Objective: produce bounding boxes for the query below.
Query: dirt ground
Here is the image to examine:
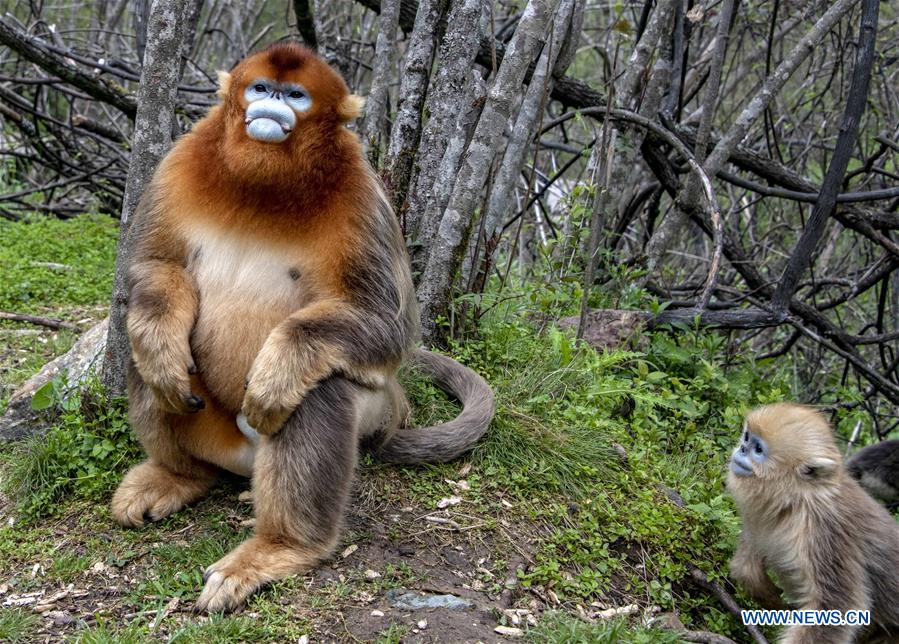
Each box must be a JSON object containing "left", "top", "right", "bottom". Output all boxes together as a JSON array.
[{"left": 0, "top": 467, "right": 558, "bottom": 643}]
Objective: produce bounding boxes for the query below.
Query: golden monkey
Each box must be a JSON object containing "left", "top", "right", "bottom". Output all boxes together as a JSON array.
[
  {"left": 111, "top": 43, "right": 494, "bottom": 613},
  {"left": 846, "top": 439, "right": 899, "bottom": 506},
  {"left": 727, "top": 403, "right": 899, "bottom": 643}
]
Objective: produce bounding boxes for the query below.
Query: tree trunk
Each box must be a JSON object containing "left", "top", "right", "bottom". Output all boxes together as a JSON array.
[
  {"left": 417, "top": 0, "right": 561, "bottom": 344},
  {"left": 102, "top": 0, "right": 192, "bottom": 398},
  {"left": 404, "top": 0, "right": 484, "bottom": 243},
  {"left": 382, "top": 0, "right": 447, "bottom": 214},
  {"left": 360, "top": 0, "right": 402, "bottom": 165}
]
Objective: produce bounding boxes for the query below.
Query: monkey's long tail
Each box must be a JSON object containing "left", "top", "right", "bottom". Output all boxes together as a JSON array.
[{"left": 375, "top": 348, "right": 495, "bottom": 464}]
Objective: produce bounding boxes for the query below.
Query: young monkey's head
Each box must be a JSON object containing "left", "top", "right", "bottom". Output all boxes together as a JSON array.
[{"left": 727, "top": 403, "right": 844, "bottom": 507}]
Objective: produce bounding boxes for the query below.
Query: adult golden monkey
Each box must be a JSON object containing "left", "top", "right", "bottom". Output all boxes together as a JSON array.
[
  {"left": 727, "top": 404, "right": 899, "bottom": 643},
  {"left": 111, "top": 43, "right": 494, "bottom": 613}
]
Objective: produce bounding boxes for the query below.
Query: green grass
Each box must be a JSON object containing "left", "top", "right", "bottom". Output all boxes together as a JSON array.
[
  {"left": 0, "top": 213, "right": 118, "bottom": 315},
  {"left": 2, "top": 378, "right": 140, "bottom": 521},
  {"left": 0, "top": 213, "right": 118, "bottom": 410},
  {"left": 526, "top": 613, "right": 680, "bottom": 643},
  {"left": 0, "top": 608, "right": 40, "bottom": 643}
]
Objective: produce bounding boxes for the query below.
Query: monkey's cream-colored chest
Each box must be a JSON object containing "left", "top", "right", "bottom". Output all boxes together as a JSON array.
[
  {"left": 183, "top": 226, "right": 307, "bottom": 409},
  {"left": 185, "top": 227, "right": 305, "bottom": 307}
]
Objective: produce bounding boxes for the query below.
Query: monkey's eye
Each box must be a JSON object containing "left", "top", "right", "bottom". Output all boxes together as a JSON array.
[
  {"left": 288, "top": 90, "right": 305, "bottom": 99},
  {"left": 253, "top": 84, "right": 267, "bottom": 93},
  {"left": 754, "top": 442, "right": 764, "bottom": 455}
]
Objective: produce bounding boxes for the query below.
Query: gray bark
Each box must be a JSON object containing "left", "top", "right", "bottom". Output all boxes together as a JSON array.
[
  {"left": 415, "top": 71, "right": 488, "bottom": 276},
  {"left": 701, "top": 0, "right": 861, "bottom": 182},
  {"left": 360, "top": 0, "right": 402, "bottom": 166},
  {"left": 642, "top": 0, "right": 734, "bottom": 280},
  {"left": 383, "top": 0, "right": 446, "bottom": 213},
  {"left": 134, "top": 0, "right": 151, "bottom": 64},
  {"left": 577, "top": 0, "right": 676, "bottom": 337},
  {"left": 102, "top": 0, "right": 193, "bottom": 397},
  {"left": 417, "top": 0, "right": 561, "bottom": 343},
  {"left": 483, "top": 0, "right": 577, "bottom": 242},
  {"left": 404, "top": 0, "right": 484, "bottom": 241}
]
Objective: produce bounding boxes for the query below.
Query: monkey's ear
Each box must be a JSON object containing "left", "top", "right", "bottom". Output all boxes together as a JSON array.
[
  {"left": 217, "top": 71, "right": 232, "bottom": 100},
  {"left": 800, "top": 456, "right": 839, "bottom": 480},
  {"left": 338, "top": 94, "right": 365, "bottom": 122}
]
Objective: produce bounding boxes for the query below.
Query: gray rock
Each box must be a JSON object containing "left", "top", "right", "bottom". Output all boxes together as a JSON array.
[
  {"left": 1, "top": 318, "right": 107, "bottom": 440},
  {"left": 386, "top": 589, "right": 472, "bottom": 611}
]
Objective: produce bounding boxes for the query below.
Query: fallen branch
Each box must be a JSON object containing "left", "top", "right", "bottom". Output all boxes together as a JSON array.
[
  {"left": 0, "top": 311, "right": 80, "bottom": 331},
  {"left": 688, "top": 566, "right": 768, "bottom": 644}
]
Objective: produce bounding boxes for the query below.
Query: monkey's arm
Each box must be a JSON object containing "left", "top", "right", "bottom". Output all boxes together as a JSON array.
[
  {"left": 126, "top": 197, "right": 202, "bottom": 414},
  {"left": 730, "top": 535, "right": 786, "bottom": 609},
  {"left": 242, "top": 296, "right": 412, "bottom": 436}
]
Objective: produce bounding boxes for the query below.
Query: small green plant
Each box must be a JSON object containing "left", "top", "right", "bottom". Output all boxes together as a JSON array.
[{"left": 4, "top": 376, "right": 139, "bottom": 520}]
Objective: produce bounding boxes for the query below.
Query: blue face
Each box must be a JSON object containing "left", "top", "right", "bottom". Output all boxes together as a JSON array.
[
  {"left": 730, "top": 426, "right": 768, "bottom": 477},
  {"left": 243, "top": 78, "right": 313, "bottom": 143}
]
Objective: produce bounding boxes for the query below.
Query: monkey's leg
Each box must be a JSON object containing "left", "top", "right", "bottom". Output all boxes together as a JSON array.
[
  {"left": 111, "top": 371, "right": 219, "bottom": 527},
  {"left": 196, "top": 376, "right": 364, "bottom": 613}
]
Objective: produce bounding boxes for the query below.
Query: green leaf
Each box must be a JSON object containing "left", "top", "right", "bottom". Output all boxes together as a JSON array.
[{"left": 30, "top": 381, "right": 55, "bottom": 411}]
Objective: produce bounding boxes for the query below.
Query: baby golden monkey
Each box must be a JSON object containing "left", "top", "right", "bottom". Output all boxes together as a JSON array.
[
  {"left": 111, "top": 43, "right": 494, "bottom": 613},
  {"left": 727, "top": 404, "right": 899, "bottom": 644}
]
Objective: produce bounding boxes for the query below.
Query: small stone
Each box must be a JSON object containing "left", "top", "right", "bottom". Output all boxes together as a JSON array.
[
  {"left": 494, "top": 625, "right": 523, "bottom": 637},
  {"left": 364, "top": 569, "right": 381, "bottom": 580},
  {"left": 650, "top": 612, "right": 685, "bottom": 631},
  {"left": 90, "top": 561, "right": 106, "bottom": 574},
  {"left": 297, "top": 635, "right": 309, "bottom": 644},
  {"left": 238, "top": 490, "right": 253, "bottom": 503},
  {"left": 417, "top": 619, "right": 428, "bottom": 630},
  {"left": 370, "top": 609, "right": 385, "bottom": 617},
  {"left": 437, "top": 496, "right": 462, "bottom": 509},
  {"left": 341, "top": 544, "right": 358, "bottom": 558},
  {"left": 46, "top": 610, "right": 74, "bottom": 626},
  {"left": 458, "top": 463, "right": 472, "bottom": 476}
]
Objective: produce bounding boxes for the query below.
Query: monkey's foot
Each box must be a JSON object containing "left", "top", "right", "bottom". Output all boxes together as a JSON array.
[
  {"left": 196, "top": 536, "right": 319, "bottom": 613},
  {"left": 111, "top": 461, "right": 214, "bottom": 527}
]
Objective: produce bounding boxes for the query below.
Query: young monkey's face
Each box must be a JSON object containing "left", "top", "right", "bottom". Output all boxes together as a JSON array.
[
  {"left": 729, "top": 422, "right": 770, "bottom": 479},
  {"left": 727, "top": 404, "right": 843, "bottom": 505}
]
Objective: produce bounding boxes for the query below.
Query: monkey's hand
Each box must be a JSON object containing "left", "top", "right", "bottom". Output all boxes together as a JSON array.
[
  {"left": 240, "top": 335, "right": 315, "bottom": 436},
  {"left": 242, "top": 300, "right": 395, "bottom": 435},
  {"left": 132, "top": 339, "right": 205, "bottom": 415}
]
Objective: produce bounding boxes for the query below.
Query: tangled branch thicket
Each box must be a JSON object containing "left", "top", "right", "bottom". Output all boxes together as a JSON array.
[{"left": 0, "top": 0, "right": 897, "bottom": 434}]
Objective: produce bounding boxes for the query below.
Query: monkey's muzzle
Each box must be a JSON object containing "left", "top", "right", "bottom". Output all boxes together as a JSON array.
[
  {"left": 730, "top": 449, "right": 754, "bottom": 477},
  {"left": 245, "top": 99, "right": 296, "bottom": 143}
]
